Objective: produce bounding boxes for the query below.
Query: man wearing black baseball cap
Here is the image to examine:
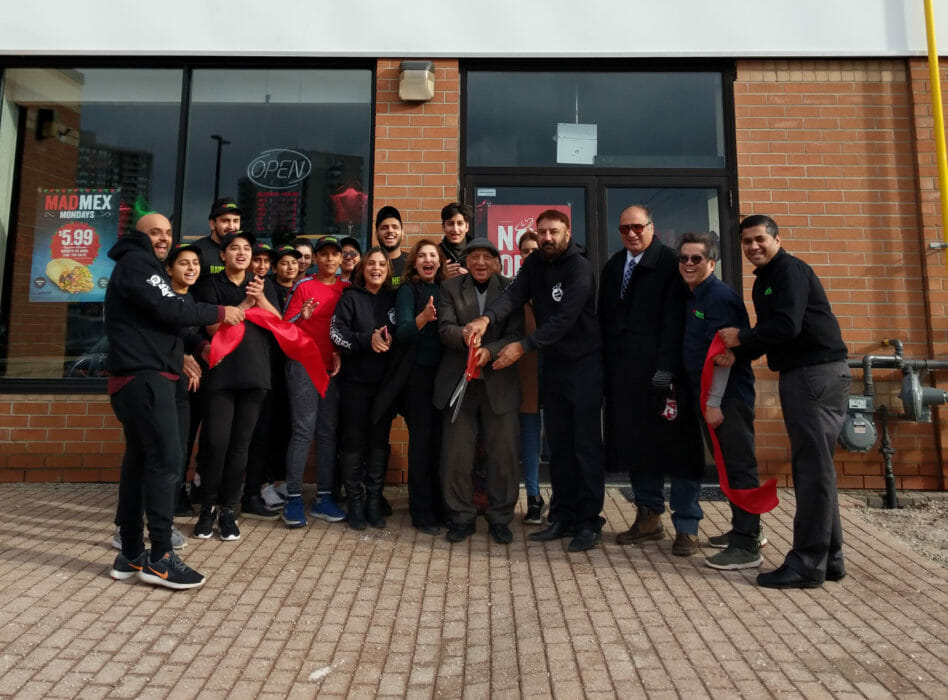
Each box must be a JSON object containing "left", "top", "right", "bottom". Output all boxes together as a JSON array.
[
  {"left": 375, "top": 206, "right": 406, "bottom": 286},
  {"left": 193, "top": 197, "right": 243, "bottom": 278}
]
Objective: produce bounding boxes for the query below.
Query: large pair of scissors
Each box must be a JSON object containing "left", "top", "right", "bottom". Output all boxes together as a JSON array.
[{"left": 449, "top": 342, "right": 482, "bottom": 423}]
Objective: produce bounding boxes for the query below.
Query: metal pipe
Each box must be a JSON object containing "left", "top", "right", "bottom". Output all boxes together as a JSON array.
[
  {"left": 877, "top": 405, "right": 899, "bottom": 509},
  {"left": 923, "top": 0, "right": 948, "bottom": 272}
]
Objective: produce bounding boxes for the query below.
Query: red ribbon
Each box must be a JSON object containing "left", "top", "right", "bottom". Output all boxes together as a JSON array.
[
  {"left": 700, "top": 335, "right": 779, "bottom": 514},
  {"left": 210, "top": 307, "right": 329, "bottom": 396}
]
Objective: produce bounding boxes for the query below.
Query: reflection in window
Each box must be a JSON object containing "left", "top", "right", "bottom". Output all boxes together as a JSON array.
[
  {"left": 467, "top": 71, "right": 725, "bottom": 169},
  {"left": 182, "top": 69, "right": 373, "bottom": 247},
  {"left": 0, "top": 68, "right": 182, "bottom": 378}
]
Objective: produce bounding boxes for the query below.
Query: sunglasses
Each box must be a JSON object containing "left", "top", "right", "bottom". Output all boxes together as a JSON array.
[
  {"left": 618, "top": 222, "right": 651, "bottom": 235},
  {"left": 678, "top": 254, "right": 707, "bottom": 265},
  {"left": 341, "top": 251, "right": 360, "bottom": 259}
]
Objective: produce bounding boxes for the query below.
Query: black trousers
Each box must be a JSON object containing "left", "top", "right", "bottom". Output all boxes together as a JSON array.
[
  {"left": 402, "top": 365, "right": 444, "bottom": 528},
  {"left": 245, "top": 378, "right": 291, "bottom": 497},
  {"left": 541, "top": 352, "right": 606, "bottom": 531},
  {"left": 199, "top": 388, "right": 267, "bottom": 508},
  {"left": 778, "top": 361, "right": 851, "bottom": 580},
  {"left": 705, "top": 399, "right": 761, "bottom": 550},
  {"left": 111, "top": 372, "right": 181, "bottom": 558}
]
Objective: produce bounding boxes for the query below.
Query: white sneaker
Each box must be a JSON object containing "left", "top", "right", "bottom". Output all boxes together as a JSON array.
[{"left": 261, "top": 483, "right": 286, "bottom": 510}]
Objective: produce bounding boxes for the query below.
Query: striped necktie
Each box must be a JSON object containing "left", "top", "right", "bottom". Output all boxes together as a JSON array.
[{"left": 621, "top": 257, "right": 636, "bottom": 298}]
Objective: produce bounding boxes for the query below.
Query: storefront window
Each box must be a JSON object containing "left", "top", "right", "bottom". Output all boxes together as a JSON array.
[
  {"left": 466, "top": 71, "right": 725, "bottom": 169},
  {"left": 181, "top": 69, "right": 373, "bottom": 247},
  {"left": 0, "top": 65, "right": 375, "bottom": 383},
  {"left": 0, "top": 68, "right": 182, "bottom": 379}
]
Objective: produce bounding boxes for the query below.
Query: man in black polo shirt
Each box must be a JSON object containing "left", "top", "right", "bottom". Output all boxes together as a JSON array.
[
  {"left": 192, "top": 196, "right": 242, "bottom": 278},
  {"left": 375, "top": 205, "right": 406, "bottom": 286},
  {"left": 719, "top": 215, "right": 851, "bottom": 589}
]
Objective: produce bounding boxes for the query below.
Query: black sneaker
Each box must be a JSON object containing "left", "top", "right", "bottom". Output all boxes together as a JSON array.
[
  {"left": 523, "top": 495, "right": 546, "bottom": 525},
  {"left": 139, "top": 551, "right": 206, "bottom": 590},
  {"left": 241, "top": 494, "right": 280, "bottom": 521},
  {"left": 110, "top": 550, "right": 148, "bottom": 581},
  {"left": 218, "top": 506, "right": 241, "bottom": 541},
  {"left": 193, "top": 506, "right": 215, "bottom": 539}
]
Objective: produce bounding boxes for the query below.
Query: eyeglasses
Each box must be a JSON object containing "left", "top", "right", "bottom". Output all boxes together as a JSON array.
[
  {"left": 341, "top": 251, "right": 360, "bottom": 259},
  {"left": 678, "top": 254, "right": 707, "bottom": 265},
  {"left": 618, "top": 222, "right": 651, "bottom": 235}
]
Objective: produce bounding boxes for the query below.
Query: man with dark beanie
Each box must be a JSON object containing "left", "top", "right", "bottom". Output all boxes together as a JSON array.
[
  {"left": 375, "top": 205, "right": 406, "bottom": 286},
  {"left": 106, "top": 211, "right": 244, "bottom": 589}
]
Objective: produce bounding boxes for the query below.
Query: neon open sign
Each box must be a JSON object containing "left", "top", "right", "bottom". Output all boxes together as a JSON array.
[{"left": 247, "top": 149, "right": 312, "bottom": 190}]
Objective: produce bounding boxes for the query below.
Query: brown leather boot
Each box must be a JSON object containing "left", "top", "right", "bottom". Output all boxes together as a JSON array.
[{"left": 616, "top": 508, "right": 666, "bottom": 545}]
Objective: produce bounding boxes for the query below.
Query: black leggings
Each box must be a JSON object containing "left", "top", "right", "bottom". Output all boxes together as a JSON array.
[{"left": 199, "top": 388, "right": 266, "bottom": 507}]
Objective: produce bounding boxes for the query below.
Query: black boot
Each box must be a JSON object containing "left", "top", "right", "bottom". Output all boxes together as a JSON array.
[
  {"left": 341, "top": 451, "right": 366, "bottom": 531},
  {"left": 365, "top": 447, "right": 388, "bottom": 529},
  {"left": 379, "top": 445, "right": 393, "bottom": 516}
]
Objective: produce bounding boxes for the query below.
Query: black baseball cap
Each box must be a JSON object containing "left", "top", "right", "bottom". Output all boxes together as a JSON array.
[
  {"left": 219, "top": 231, "right": 256, "bottom": 249},
  {"left": 315, "top": 236, "right": 343, "bottom": 252},
  {"left": 375, "top": 205, "right": 402, "bottom": 229},
  {"left": 339, "top": 236, "right": 362, "bottom": 254},
  {"left": 251, "top": 242, "right": 273, "bottom": 258},
  {"left": 209, "top": 197, "right": 242, "bottom": 220},
  {"left": 272, "top": 245, "right": 303, "bottom": 263},
  {"left": 166, "top": 242, "right": 203, "bottom": 265}
]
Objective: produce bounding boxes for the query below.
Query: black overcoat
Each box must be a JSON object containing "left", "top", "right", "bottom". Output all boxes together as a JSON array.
[{"left": 598, "top": 238, "right": 703, "bottom": 479}]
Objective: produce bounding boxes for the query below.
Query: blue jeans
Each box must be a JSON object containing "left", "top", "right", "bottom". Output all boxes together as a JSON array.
[
  {"left": 632, "top": 471, "right": 703, "bottom": 535},
  {"left": 518, "top": 412, "right": 541, "bottom": 498}
]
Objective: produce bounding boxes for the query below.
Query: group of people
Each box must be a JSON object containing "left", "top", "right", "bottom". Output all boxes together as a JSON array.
[{"left": 106, "top": 195, "right": 850, "bottom": 594}]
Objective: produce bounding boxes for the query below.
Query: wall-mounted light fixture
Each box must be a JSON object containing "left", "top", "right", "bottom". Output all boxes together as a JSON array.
[{"left": 398, "top": 61, "right": 435, "bottom": 102}]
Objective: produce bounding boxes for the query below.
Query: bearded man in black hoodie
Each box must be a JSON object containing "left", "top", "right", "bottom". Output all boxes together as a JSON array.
[{"left": 106, "top": 212, "right": 244, "bottom": 590}]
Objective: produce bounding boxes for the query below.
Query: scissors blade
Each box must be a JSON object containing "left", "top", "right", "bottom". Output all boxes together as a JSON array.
[{"left": 450, "top": 379, "right": 468, "bottom": 423}]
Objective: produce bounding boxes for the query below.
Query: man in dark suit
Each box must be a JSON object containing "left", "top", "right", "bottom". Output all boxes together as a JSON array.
[
  {"left": 434, "top": 238, "right": 524, "bottom": 544},
  {"left": 599, "top": 205, "right": 705, "bottom": 557}
]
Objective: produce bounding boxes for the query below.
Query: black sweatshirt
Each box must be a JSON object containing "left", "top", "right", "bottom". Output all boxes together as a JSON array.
[
  {"left": 105, "top": 232, "right": 222, "bottom": 377},
  {"left": 485, "top": 239, "right": 601, "bottom": 362},
  {"left": 738, "top": 248, "right": 848, "bottom": 372},
  {"left": 330, "top": 285, "right": 397, "bottom": 384}
]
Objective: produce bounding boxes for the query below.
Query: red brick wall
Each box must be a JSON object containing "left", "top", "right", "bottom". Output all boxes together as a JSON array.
[
  {"left": 372, "top": 58, "right": 461, "bottom": 483},
  {"left": 734, "top": 58, "right": 946, "bottom": 490},
  {"left": 0, "top": 394, "right": 122, "bottom": 481}
]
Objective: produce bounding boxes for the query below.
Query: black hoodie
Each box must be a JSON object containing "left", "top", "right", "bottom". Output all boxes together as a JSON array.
[
  {"left": 485, "top": 239, "right": 601, "bottom": 362},
  {"left": 105, "top": 231, "right": 222, "bottom": 377},
  {"left": 330, "top": 284, "right": 397, "bottom": 384}
]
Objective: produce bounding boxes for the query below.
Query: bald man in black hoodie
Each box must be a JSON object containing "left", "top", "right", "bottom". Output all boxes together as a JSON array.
[{"left": 106, "top": 212, "right": 244, "bottom": 590}]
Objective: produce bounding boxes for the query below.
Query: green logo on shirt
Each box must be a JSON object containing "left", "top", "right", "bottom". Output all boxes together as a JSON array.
[
  {"left": 694, "top": 309, "right": 705, "bottom": 319},
  {"left": 764, "top": 286, "right": 772, "bottom": 295}
]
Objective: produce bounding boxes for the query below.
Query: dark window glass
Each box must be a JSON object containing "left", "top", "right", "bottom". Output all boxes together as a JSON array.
[
  {"left": 182, "top": 69, "right": 373, "bottom": 248},
  {"left": 0, "top": 68, "right": 182, "bottom": 378},
  {"left": 467, "top": 72, "right": 725, "bottom": 169}
]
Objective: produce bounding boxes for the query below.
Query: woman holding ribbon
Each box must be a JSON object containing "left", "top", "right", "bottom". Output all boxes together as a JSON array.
[{"left": 191, "top": 231, "right": 281, "bottom": 542}]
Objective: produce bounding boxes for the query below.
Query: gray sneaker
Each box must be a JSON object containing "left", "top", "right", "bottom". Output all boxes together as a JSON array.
[
  {"left": 708, "top": 528, "right": 768, "bottom": 549},
  {"left": 705, "top": 546, "right": 763, "bottom": 570},
  {"left": 113, "top": 525, "right": 187, "bottom": 550}
]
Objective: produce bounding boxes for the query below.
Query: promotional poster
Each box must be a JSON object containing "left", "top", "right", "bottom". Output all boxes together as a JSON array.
[
  {"left": 484, "top": 204, "right": 572, "bottom": 277},
  {"left": 29, "top": 188, "right": 120, "bottom": 302}
]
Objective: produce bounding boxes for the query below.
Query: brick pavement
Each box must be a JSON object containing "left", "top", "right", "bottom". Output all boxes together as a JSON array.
[{"left": 0, "top": 483, "right": 945, "bottom": 698}]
